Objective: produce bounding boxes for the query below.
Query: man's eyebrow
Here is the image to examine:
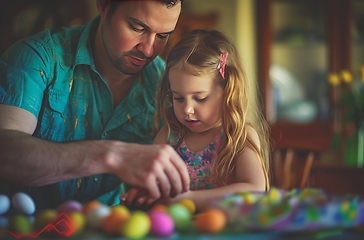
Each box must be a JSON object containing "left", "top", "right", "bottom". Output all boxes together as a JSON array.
[{"left": 128, "top": 17, "right": 175, "bottom": 35}]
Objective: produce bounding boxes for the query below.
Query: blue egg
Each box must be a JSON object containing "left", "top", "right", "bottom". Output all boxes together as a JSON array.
[
  {"left": 0, "top": 194, "right": 10, "bottom": 215},
  {"left": 0, "top": 216, "right": 9, "bottom": 229},
  {"left": 12, "top": 192, "right": 36, "bottom": 215}
]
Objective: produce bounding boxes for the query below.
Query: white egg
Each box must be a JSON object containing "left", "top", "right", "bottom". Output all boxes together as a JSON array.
[
  {"left": 12, "top": 192, "right": 36, "bottom": 215},
  {"left": 86, "top": 204, "right": 110, "bottom": 229},
  {"left": 0, "top": 194, "right": 10, "bottom": 215}
]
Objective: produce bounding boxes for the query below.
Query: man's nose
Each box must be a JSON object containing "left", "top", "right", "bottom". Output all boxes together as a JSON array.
[{"left": 137, "top": 34, "right": 155, "bottom": 58}]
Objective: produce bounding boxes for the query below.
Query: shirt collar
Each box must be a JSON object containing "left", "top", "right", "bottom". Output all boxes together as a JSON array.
[{"left": 72, "top": 15, "right": 100, "bottom": 69}]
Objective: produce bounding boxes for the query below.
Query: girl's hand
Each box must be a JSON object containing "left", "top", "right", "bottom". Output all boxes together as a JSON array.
[{"left": 120, "top": 186, "right": 163, "bottom": 210}]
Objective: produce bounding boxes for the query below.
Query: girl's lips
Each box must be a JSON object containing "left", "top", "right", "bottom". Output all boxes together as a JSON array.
[
  {"left": 129, "top": 56, "right": 147, "bottom": 66},
  {"left": 185, "top": 120, "right": 199, "bottom": 127}
]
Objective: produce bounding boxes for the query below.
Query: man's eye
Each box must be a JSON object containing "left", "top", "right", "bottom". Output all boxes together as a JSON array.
[
  {"left": 157, "top": 34, "right": 169, "bottom": 39},
  {"left": 130, "top": 24, "right": 144, "bottom": 33}
]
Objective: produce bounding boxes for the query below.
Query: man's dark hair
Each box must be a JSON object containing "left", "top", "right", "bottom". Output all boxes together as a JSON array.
[{"left": 108, "top": 0, "right": 183, "bottom": 17}]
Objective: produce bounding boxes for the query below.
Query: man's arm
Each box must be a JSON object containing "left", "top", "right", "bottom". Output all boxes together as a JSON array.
[{"left": 0, "top": 104, "right": 189, "bottom": 199}]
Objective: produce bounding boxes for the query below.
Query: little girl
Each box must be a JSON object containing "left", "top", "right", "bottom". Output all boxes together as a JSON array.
[{"left": 120, "top": 29, "right": 270, "bottom": 211}]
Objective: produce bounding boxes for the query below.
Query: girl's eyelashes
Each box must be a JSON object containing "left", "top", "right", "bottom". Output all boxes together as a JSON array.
[
  {"left": 195, "top": 97, "right": 207, "bottom": 102},
  {"left": 172, "top": 97, "right": 208, "bottom": 102},
  {"left": 173, "top": 97, "right": 183, "bottom": 101}
]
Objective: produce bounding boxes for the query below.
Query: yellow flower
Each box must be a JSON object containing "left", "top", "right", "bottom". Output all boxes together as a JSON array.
[
  {"left": 328, "top": 72, "right": 340, "bottom": 86},
  {"left": 359, "top": 66, "right": 364, "bottom": 84},
  {"left": 340, "top": 69, "right": 353, "bottom": 84}
]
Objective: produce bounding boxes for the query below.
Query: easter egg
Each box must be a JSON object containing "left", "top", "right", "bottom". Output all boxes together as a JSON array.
[
  {"left": 82, "top": 200, "right": 102, "bottom": 214},
  {"left": 86, "top": 204, "right": 110, "bottom": 229},
  {"left": 148, "top": 210, "right": 174, "bottom": 237},
  {"left": 167, "top": 203, "right": 191, "bottom": 231},
  {"left": 12, "top": 192, "right": 36, "bottom": 215},
  {"left": 195, "top": 208, "right": 226, "bottom": 234},
  {"left": 68, "top": 211, "right": 86, "bottom": 235},
  {"left": 122, "top": 211, "right": 150, "bottom": 239},
  {"left": 110, "top": 205, "right": 130, "bottom": 216},
  {"left": 0, "top": 216, "right": 9, "bottom": 229},
  {"left": 178, "top": 199, "right": 196, "bottom": 214},
  {"left": 34, "top": 209, "right": 58, "bottom": 230},
  {"left": 149, "top": 204, "right": 168, "bottom": 213},
  {"left": 0, "top": 194, "right": 10, "bottom": 215},
  {"left": 57, "top": 200, "right": 83, "bottom": 213},
  {"left": 9, "top": 214, "right": 33, "bottom": 234},
  {"left": 102, "top": 210, "right": 130, "bottom": 236}
]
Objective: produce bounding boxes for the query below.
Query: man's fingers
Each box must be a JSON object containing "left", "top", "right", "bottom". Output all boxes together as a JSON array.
[{"left": 169, "top": 149, "right": 190, "bottom": 193}]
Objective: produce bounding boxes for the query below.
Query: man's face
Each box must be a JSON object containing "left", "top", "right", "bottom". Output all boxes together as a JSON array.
[{"left": 99, "top": 1, "right": 181, "bottom": 75}]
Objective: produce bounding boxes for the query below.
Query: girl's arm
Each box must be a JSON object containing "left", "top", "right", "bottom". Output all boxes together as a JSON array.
[{"left": 121, "top": 126, "right": 267, "bottom": 211}]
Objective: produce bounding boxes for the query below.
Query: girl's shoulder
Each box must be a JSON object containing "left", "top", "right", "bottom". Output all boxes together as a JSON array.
[
  {"left": 167, "top": 131, "right": 181, "bottom": 145},
  {"left": 243, "top": 125, "right": 261, "bottom": 150}
]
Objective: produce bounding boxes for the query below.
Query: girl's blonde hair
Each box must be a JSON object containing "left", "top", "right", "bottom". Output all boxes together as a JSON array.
[{"left": 154, "top": 29, "right": 270, "bottom": 189}]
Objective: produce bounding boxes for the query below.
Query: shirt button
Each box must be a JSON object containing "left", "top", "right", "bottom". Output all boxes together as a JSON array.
[
  {"left": 103, "top": 132, "right": 107, "bottom": 136},
  {"left": 77, "top": 179, "right": 82, "bottom": 188},
  {"left": 94, "top": 178, "right": 98, "bottom": 182}
]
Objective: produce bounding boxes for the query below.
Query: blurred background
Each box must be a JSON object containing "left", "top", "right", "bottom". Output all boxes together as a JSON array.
[{"left": 1, "top": 0, "right": 364, "bottom": 194}]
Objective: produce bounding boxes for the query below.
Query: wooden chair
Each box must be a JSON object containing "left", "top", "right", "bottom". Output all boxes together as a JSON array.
[{"left": 271, "top": 148, "right": 316, "bottom": 190}]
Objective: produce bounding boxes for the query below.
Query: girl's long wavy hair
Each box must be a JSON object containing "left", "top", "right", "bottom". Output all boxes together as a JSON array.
[{"left": 154, "top": 29, "right": 270, "bottom": 189}]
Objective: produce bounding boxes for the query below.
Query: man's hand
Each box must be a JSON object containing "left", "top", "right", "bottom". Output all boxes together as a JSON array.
[{"left": 106, "top": 143, "right": 189, "bottom": 200}]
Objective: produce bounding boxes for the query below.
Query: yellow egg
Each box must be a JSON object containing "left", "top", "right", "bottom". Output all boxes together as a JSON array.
[
  {"left": 68, "top": 211, "right": 86, "bottom": 235},
  {"left": 34, "top": 209, "right": 58, "bottom": 230},
  {"left": 195, "top": 208, "right": 226, "bottom": 234},
  {"left": 178, "top": 199, "right": 196, "bottom": 214},
  {"left": 121, "top": 211, "right": 150, "bottom": 239}
]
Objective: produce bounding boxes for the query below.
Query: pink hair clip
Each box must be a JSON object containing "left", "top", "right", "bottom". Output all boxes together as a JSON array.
[{"left": 217, "top": 52, "right": 229, "bottom": 79}]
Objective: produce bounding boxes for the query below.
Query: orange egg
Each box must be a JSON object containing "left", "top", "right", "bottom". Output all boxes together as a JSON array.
[
  {"left": 102, "top": 211, "right": 130, "bottom": 236},
  {"left": 149, "top": 204, "right": 168, "bottom": 213},
  {"left": 110, "top": 205, "right": 130, "bottom": 217},
  {"left": 195, "top": 208, "right": 226, "bottom": 234},
  {"left": 82, "top": 200, "right": 101, "bottom": 214}
]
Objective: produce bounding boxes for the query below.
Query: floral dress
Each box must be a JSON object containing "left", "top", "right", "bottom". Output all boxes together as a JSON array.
[{"left": 168, "top": 131, "right": 225, "bottom": 190}]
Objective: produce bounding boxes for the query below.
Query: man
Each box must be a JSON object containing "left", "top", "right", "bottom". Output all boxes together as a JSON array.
[{"left": 0, "top": 0, "right": 189, "bottom": 209}]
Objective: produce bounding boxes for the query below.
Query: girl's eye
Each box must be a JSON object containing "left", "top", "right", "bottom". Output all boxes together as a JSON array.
[
  {"left": 173, "top": 97, "right": 183, "bottom": 102},
  {"left": 195, "top": 97, "right": 207, "bottom": 102}
]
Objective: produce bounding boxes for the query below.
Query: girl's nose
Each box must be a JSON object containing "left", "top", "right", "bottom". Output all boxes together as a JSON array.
[{"left": 185, "top": 105, "right": 194, "bottom": 115}]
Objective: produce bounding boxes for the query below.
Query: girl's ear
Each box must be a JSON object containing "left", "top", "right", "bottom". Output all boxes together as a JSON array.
[{"left": 97, "top": 0, "right": 111, "bottom": 14}]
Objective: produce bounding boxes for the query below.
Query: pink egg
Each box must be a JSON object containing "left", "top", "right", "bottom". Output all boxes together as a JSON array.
[
  {"left": 148, "top": 210, "right": 174, "bottom": 237},
  {"left": 57, "top": 200, "right": 82, "bottom": 213}
]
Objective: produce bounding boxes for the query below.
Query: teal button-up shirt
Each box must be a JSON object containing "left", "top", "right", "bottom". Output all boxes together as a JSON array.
[{"left": 0, "top": 16, "right": 165, "bottom": 208}]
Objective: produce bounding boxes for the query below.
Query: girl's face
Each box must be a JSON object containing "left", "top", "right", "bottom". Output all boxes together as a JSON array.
[
  {"left": 169, "top": 65, "right": 224, "bottom": 133},
  {"left": 98, "top": 1, "right": 180, "bottom": 75}
]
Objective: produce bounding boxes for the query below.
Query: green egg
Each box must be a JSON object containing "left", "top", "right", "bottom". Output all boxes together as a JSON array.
[
  {"left": 10, "top": 214, "right": 33, "bottom": 234},
  {"left": 121, "top": 211, "right": 150, "bottom": 239},
  {"left": 167, "top": 203, "right": 191, "bottom": 231}
]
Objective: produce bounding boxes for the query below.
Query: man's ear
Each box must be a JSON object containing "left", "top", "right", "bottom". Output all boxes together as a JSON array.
[{"left": 97, "top": 0, "right": 111, "bottom": 14}]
